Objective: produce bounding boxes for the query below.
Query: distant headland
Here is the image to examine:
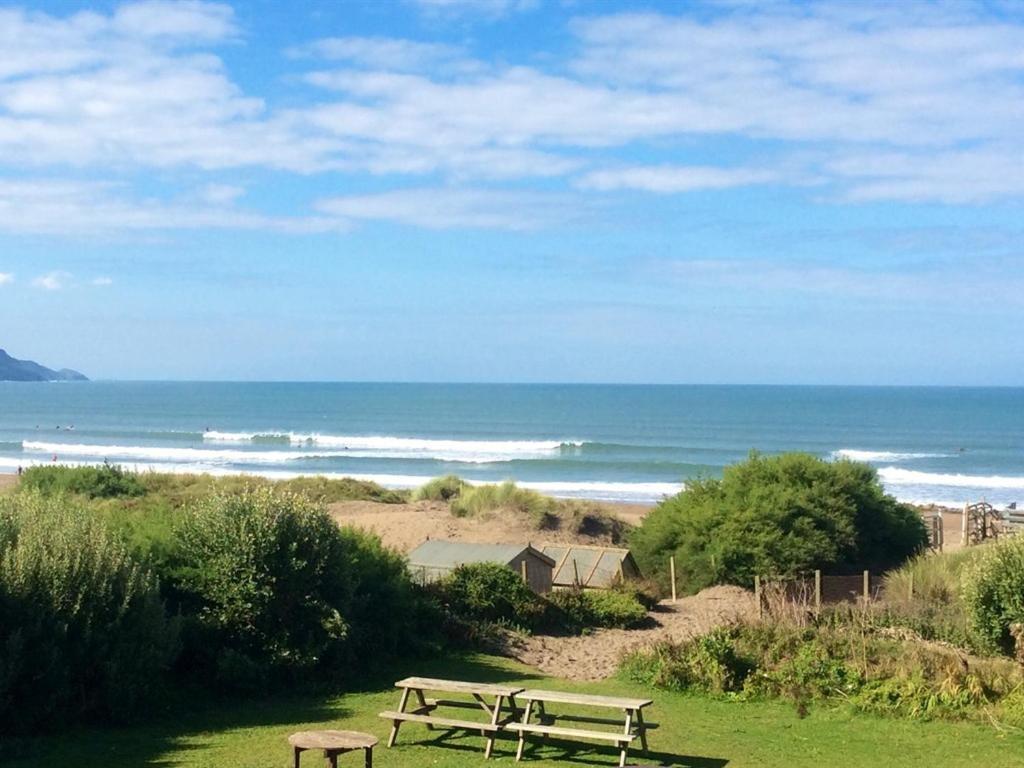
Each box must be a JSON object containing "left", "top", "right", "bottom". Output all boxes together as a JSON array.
[{"left": 0, "top": 348, "right": 87, "bottom": 382}]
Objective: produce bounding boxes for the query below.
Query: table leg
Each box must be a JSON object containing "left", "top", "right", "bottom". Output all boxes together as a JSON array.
[
  {"left": 619, "top": 709, "right": 633, "bottom": 768},
  {"left": 414, "top": 688, "right": 434, "bottom": 730},
  {"left": 364, "top": 746, "right": 373, "bottom": 768},
  {"left": 326, "top": 750, "right": 338, "bottom": 768},
  {"left": 294, "top": 746, "right": 303, "bottom": 768},
  {"left": 388, "top": 687, "right": 411, "bottom": 747},
  {"left": 635, "top": 707, "right": 649, "bottom": 753},
  {"left": 484, "top": 695, "right": 504, "bottom": 759},
  {"left": 515, "top": 700, "right": 534, "bottom": 761}
]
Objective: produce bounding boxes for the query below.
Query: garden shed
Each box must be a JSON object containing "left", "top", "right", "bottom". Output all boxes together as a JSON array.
[
  {"left": 407, "top": 540, "right": 555, "bottom": 593},
  {"left": 539, "top": 544, "right": 640, "bottom": 589}
]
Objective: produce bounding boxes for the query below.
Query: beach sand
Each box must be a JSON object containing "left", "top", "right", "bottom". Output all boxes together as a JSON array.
[
  {"left": 0, "top": 473, "right": 18, "bottom": 493},
  {"left": 327, "top": 498, "right": 650, "bottom": 553}
]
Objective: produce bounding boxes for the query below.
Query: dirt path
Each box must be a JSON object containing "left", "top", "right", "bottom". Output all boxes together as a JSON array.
[{"left": 505, "top": 585, "right": 755, "bottom": 681}]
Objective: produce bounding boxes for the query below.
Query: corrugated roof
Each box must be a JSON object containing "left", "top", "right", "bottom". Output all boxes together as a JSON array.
[
  {"left": 408, "top": 540, "right": 555, "bottom": 569},
  {"left": 540, "top": 544, "right": 637, "bottom": 588}
]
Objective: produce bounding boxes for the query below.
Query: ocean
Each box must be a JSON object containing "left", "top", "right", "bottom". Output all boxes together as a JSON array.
[{"left": 0, "top": 382, "right": 1021, "bottom": 507}]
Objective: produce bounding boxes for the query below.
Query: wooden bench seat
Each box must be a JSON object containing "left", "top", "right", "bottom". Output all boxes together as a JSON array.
[
  {"left": 378, "top": 711, "right": 500, "bottom": 732},
  {"left": 506, "top": 722, "right": 636, "bottom": 743}
]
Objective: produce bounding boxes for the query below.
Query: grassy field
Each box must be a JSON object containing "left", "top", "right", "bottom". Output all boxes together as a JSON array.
[{"left": 8, "top": 654, "right": 1021, "bottom": 768}]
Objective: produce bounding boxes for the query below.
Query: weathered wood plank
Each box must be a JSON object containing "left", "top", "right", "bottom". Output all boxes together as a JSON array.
[
  {"left": 505, "top": 723, "right": 635, "bottom": 743},
  {"left": 378, "top": 711, "right": 500, "bottom": 732},
  {"left": 518, "top": 689, "right": 652, "bottom": 710},
  {"left": 394, "top": 677, "right": 524, "bottom": 697}
]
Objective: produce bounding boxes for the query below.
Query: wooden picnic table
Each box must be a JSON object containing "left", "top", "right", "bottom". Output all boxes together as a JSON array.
[
  {"left": 379, "top": 677, "right": 525, "bottom": 759},
  {"left": 506, "top": 689, "right": 654, "bottom": 767}
]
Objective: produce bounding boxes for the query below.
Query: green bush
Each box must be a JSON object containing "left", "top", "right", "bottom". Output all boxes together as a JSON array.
[
  {"left": 20, "top": 464, "right": 146, "bottom": 499},
  {"left": 548, "top": 588, "right": 647, "bottom": 633},
  {"left": 0, "top": 493, "right": 177, "bottom": 734},
  {"left": 414, "top": 475, "right": 470, "bottom": 502},
  {"left": 168, "top": 488, "right": 421, "bottom": 687},
  {"left": 630, "top": 452, "right": 928, "bottom": 594},
  {"left": 963, "top": 535, "right": 1024, "bottom": 655},
  {"left": 449, "top": 481, "right": 558, "bottom": 529},
  {"left": 433, "top": 562, "right": 548, "bottom": 636}
]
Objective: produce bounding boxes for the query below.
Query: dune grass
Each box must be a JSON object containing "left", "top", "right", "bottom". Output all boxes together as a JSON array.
[{"left": 7, "top": 653, "right": 1020, "bottom": 768}]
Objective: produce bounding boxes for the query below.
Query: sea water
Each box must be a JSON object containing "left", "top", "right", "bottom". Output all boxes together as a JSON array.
[{"left": 0, "top": 382, "right": 1021, "bottom": 506}]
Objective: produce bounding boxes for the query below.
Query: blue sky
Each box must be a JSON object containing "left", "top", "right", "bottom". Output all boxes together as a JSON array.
[{"left": 1, "top": 0, "right": 1023, "bottom": 383}]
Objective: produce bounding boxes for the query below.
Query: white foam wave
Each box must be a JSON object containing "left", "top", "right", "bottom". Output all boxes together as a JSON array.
[
  {"left": 202, "top": 431, "right": 582, "bottom": 463},
  {"left": 832, "top": 449, "right": 952, "bottom": 462},
  {"left": 878, "top": 466, "right": 1024, "bottom": 491}
]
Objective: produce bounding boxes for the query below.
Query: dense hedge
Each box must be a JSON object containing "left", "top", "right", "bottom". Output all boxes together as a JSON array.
[
  {"left": 168, "top": 488, "right": 425, "bottom": 690},
  {"left": 0, "top": 493, "right": 177, "bottom": 734},
  {"left": 963, "top": 535, "right": 1024, "bottom": 656},
  {"left": 631, "top": 452, "right": 928, "bottom": 594}
]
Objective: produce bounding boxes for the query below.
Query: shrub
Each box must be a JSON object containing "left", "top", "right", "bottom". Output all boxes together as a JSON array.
[
  {"left": 548, "top": 588, "right": 647, "bottom": 633},
  {"left": 20, "top": 463, "right": 145, "bottom": 499},
  {"left": 433, "top": 562, "right": 548, "bottom": 636},
  {"left": 0, "top": 493, "right": 177, "bottom": 734},
  {"left": 414, "top": 475, "right": 470, "bottom": 502},
  {"left": 449, "top": 481, "right": 558, "bottom": 529},
  {"left": 168, "top": 488, "right": 421, "bottom": 688},
  {"left": 963, "top": 535, "right": 1024, "bottom": 655},
  {"left": 630, "top": 452, "right": 928, "bottom": 594}
]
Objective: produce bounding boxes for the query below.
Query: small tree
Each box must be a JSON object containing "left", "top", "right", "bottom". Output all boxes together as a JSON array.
[
  {"left": 963, "top": 535, "right": 1024, "bottom": 656},
  {"left": 631, "top": 452, "right": 928, "bottom": 594}
]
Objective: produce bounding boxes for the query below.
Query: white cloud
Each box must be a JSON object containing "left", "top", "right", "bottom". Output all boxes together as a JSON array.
[
  {"left": 292, "top": 36, "right": 469, "bottom": 73},
  {"left": 407, "top": 0, "right": 537, "bottom": 18},
  {"left": 0, "top": 272, "right": 13, "bottom": 285},
  {"left": 92, "top": 276, "right": 113, "bottom": 286},
  {"left": 316, "top": 188, "right": 578, "bottom": 231},
  {"left": 199, "top": 183, "right": 245, "bottom": 205},
  {"left": 578, "top": 165, "right": 777, "bottom": 193},
  {"left": 0, "top": 179, "right": 347, "bottom": 236},
  {"left": 112, "top": 1, "right": 236, "bottom": 40},
  {"left": 32, "top": 270, "right": 71, "bottom": 291}
]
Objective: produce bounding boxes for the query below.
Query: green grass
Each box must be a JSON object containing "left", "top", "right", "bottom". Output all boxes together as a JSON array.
[{"left": 7, "top": 655, "right": 1021, "bottom": 768}]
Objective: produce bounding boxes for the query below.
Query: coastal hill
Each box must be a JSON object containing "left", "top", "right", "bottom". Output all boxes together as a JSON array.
[{"left": 0, "top": 348, "right": 87, "bottom": 382}]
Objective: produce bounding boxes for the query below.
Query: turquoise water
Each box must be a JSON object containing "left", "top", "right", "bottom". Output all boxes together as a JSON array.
[{"left": 0, "top": 382, "right": 1022, "bottom": 505}]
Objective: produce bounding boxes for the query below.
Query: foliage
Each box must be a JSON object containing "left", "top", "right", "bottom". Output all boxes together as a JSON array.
[
  {"left": 0, "top": 493, "right": 177, "bottom": 734},
  {"left": 622, "top": 617, "right": 1024, "bottom": 726},
  {"left": 168, "top": 488, "right": 422, "bottom": 688},
  {"left": 962, "top": 535, "right": 1024, "bottom": 655},
  {"left": 449, "top": 481, "right": 559, "bottom": 529},
  {"left": 547, "top": 588, "right": 647, "bottom": 633},
  {"left": 630, "top": 452, "right": 928, "bottom": 594},
  {"left": 20, "top": 463, "right": 145, "bottom": 499},
  {"left": 431, "top": 562, "right": 549, "bottom": 638},
  {"left": 413, "top": 475, "right": 470, "bottom": 502}
]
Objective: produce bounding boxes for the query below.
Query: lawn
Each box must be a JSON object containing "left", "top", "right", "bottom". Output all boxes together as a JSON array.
[{"left": 7, "top": 654, "right": 1022, "bottom": 768}]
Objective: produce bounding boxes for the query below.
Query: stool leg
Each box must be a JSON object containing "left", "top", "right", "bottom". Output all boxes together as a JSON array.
[
  {"left": 365, "top": 747, "right": 373, "bottom": 768},
  {"left": 294, "top": 746, "right": 302, "bottom": 768},
  {"left": 326, "top": 751, "right": 338, "bottom": 768}
]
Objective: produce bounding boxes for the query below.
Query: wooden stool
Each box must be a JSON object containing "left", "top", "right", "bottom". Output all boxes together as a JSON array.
[{"left": 288, "top": 730, "right": 378, "bottom": 768}]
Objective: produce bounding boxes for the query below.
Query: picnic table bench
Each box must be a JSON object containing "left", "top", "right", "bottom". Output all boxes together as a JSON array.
[
  {"left": 507, "top": 689, "right": 653, "bottom": 767},
  {"left": 379, "top": 677, "right": 524, "bottom": 759}
]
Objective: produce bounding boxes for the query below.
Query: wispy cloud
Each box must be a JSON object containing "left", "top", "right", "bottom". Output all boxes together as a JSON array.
[
  {"left": 32, "top": 270, "right": 72, "bottom": 291},
  {"left": 316, "top": 188, "right": 579, "bottom": 231},
  {"left": 91, "top": 276, "right": 113, "bottom": 286},
  {"left": 0, "top": 272, "right": 13, "bottom": 286},
  {"left": 578, "top": 165, "right": 777, "bottom": 193}
]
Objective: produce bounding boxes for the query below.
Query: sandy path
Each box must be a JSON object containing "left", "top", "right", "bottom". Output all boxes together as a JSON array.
[
  {"left": 506, "top": 585, "right": 755, "bottom": 681},
  {"left": 328, "top": 499, "right": 649, "bottom": 553}
]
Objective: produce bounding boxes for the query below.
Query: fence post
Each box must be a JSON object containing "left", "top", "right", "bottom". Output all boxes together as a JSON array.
[
  {"left": 863, "top": 570, "right": 870, "bottom": 606},
  {"left": 814, "top": 569, "right": 822, "bottom": 614},
  {"left": 962, "top": 503, "right": 968, "bottom": 546},
  {"left": 754, "top": 575, "right": 762, "bottom": 619},
  {"left": 669, "top": 556, "right": 677, "bottom": 604}
]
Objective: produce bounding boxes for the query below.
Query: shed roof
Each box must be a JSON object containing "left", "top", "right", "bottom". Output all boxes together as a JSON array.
[
  {"left": 539, "top": 544, "right": 638, "bottom": 588},
  {"left": 408, "top": 540, "right": 556, "bottom": 570}
]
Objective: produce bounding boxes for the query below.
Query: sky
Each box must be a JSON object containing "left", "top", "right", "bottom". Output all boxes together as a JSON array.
[{"left": 0, "top": 0, "right": 1023, "bottom": 384}]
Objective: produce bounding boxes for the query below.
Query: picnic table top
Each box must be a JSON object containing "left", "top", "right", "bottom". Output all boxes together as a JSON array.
[
  {"left": 394, "top": 676, "right": 525, "bottom": 697},
  {"left": 518, "top": 689, "right": 653, "bottom": 710},
  {"left": 288, "top": 730, "right": 378, "bottom": 751}
]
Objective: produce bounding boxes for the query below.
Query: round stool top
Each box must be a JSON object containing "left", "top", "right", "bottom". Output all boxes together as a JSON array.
[{"left": 288, "top": 730, "right": 379, "bottom": 750}]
